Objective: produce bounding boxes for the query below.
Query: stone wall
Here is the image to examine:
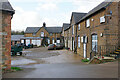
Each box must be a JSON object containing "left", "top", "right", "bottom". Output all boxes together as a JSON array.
[
  {"left": 24, "top": 27, "right": 62, "bottom": 44},
  {"left": 77, "top": 2, "right": 120, "bottom": 58}
]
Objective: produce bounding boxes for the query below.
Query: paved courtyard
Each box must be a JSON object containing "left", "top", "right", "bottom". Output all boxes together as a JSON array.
[
  {"left": 3, "top": 47, "right": 118, "bottom": 78},
  {"left": 11, "top": 47, "right": 83, "bottom": 65}
]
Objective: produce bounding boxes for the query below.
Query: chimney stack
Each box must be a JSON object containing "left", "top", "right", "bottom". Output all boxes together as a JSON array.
[{"left": 43, "top": 22, "right": 46, "bottom": 27}]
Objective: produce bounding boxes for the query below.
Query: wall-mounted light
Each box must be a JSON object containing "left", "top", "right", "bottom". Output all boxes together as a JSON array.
[
  {"left": 91, "top": 19, "right": 94, "bottom": 21},
  {"left": 100, "top": 33, "right": 103, "bottom": 37}
]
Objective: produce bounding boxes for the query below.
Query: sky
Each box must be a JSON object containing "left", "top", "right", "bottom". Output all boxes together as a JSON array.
[{"left": 9, "top": 0, "right": 105, "bottom": 31}]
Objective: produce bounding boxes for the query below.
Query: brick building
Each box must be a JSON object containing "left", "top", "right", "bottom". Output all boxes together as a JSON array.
[
  {"left": 76, "top": 1, "right": 120, "bottom": 59},
  {"left": 22, "top": 23, "right": 63, "bottom": 46},
  {"left": 0, "top": 1, "right": 15, "bottom": 71}
]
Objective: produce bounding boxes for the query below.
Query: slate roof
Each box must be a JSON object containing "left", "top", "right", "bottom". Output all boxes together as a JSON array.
[
  {"left": 62, "top": 23, "right": 70, "bottom": 31},
  {"left": 25, "top": 27, "right": 41, "bottom": 34},
  {"left": 77, "top": 2, "right": 111, "bottom": 24},
  {"left": 0, "top": 1, "right": 15, "bottom": 14},
  {"left": 71, "top": 12, "right": 87, "bottom": 24},
  {"left": 25, "top": 27, "right": 62, "bottom": 34},
  {"left": 11, "top": 35, "right": 24, "bottom": 41},
  {"left": 45, "top": 27, "right": 62, "bottom": 33}
]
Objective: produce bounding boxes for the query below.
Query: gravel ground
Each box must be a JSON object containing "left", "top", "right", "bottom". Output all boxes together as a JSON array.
[
  {"left": 11, "top": 47, "right": 61, "bottom": 65},
  {"left": 11, "top": 47, "right": 83, "bottom": 66}
]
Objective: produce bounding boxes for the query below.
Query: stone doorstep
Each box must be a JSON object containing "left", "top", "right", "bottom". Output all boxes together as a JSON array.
[
  {"left": 103, "top": 56, "right": 115, "bottom": 60},
  {"left": 95, "top": 56, "right": 115, "bottom": 60}
]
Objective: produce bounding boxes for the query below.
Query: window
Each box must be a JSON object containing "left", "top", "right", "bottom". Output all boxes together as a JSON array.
[
  {"left": 57, "top": 38, "right": 60, "bottom": 43},
  {"left": 50, "top": 33, "right": 53, "bottom": 36},
  {"left": 110, "top": 10, "right": 112, "bottom": 15},
  {"left": 52, "top": 38, "right": 54, "bottom": 44},
  {"left": 15, "top": 41, "right": 17, "bottom": 44},
  {"left": 41, "top": 32, "right": 44, "bottom": 37},
  {"left": 86, "top": 19, "right": 90, "bottom": 27},
  {"left": 78, "top": 36, "right": 80, "bottom": 48},
  {"left": 48, "top": 38, "right": 50, "bottom": 44},
  {"left": 33, "top": 33, "right": 36, "bottom": 36},
  {"left": 92, "top": 34, "right": 98, "bottom": 52},
  {"left": 78, "top": 24, "right": 80, "bottom": 30},
  {"left": 81, "top": 36, "right": 87, "bottom": 43},
  {"left": 72, "top": 25, "right": 74, "bottom": 35},
  {"left": 100, "top": 16, "right": 105, "bottom": 23}
]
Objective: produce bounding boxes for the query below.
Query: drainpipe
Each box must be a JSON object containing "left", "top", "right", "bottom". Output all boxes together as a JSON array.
[{"left": 75, "top": 24, "right": 77, "bottom": 53}]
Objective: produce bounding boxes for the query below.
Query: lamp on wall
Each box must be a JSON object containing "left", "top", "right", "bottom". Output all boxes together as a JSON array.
[{"left": 100, "top": 33, "right": 103, "bottom": 37}]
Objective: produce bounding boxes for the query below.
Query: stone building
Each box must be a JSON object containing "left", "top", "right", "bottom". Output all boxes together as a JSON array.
[
  {"left": 22, "top": 23, "right": 63, "bottom": 46},
  {"left": 62, "top": 23, "right": 70, "bottom": 48},
  {"left": 67, "top": 12, "right": 87, "bottom": 51},
  {"left": 0, "top": 1, "right": 15, "bottom": 71},
  {"left": 76, "top": 1, "right": 120, "bottom": 59}
]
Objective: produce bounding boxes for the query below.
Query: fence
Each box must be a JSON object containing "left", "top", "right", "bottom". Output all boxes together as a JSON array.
[
  {"left": 90, "top": 45, "right": 118, "bottom": 60},
  {"left": 97, "top": 45, "right": 117, "bottom": 56}
]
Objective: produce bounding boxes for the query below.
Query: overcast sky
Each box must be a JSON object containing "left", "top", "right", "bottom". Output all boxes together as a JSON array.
[{"left": 9, "top": 0, "right": 105, "bottom": 31}]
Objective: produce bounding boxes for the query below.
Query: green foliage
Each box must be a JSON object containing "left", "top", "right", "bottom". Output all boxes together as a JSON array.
[
  {"left": 11, "top": 67, "right": 23, "bottom": 71},
  {"left": 81, "top": 59, "right": 90, "bottom": 62},
  {"left": 11, "top": 30, "right": 24, "bottom": 35}
]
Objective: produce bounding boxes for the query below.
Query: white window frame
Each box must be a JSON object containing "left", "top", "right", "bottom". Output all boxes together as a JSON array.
[
  {"left": 86, "top": 19, "right": 90, "bottom": 27},
  {"left": 78, "top": 36, "right": 80, "bottom": 48},
  {"left": 81, "top": 36, "right": 83, "bottom": 43},
  {"left": 78, "top": 24, "right": 80, "bottom": 30},
  {"left": 100, "top": 16, "right": 105, "bottom": 23}
]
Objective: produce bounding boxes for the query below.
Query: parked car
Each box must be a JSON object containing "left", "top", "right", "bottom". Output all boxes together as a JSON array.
[
  {"left": 25, "top": 44, "right": 33, "bottom": 49},
  {"left": 56, "top": 43, "right": 65, "bottom": 49},
  {"left": 11, "top": 45, "right": 23, "bottom": 56},
  {"left": 48, "top": 44, "right": 56, "bottom": 50},
  {"left": 17, "top": 43, "right": 26, "bottom": 48}
]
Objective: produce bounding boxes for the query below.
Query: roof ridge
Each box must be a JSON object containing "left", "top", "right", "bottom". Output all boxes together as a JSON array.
[{"left": 76, "top": 1, "right": 111, "bottom": 24}]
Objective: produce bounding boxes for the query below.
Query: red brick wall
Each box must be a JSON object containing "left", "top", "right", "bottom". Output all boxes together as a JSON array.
[{"left": 2, "top": 11, "right": 12, "bottom": 71}]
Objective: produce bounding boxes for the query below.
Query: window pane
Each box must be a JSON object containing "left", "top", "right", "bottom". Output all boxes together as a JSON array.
[
  {"left": 78, "top": 36, "right": 80, "bottom": 48},
  {"left": 92, "top": 34, "right": 98, "bottom": 52}
]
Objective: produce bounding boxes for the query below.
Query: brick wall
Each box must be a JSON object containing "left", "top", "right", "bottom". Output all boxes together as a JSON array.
[{"left": 1, "top": 11, "right": 12, "bottom": 71}]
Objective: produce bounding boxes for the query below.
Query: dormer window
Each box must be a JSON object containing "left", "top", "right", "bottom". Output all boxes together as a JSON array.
[
  {"left": 86, "top": 19, "right": 90, "bottom": 28},
  {"left": 78, "top": 24, "right": 80, "bottom": 30}
]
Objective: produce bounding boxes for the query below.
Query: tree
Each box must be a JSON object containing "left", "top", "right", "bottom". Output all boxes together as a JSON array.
[{"left": 11, "top": 30, "right": 24, "bottom": 35}]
